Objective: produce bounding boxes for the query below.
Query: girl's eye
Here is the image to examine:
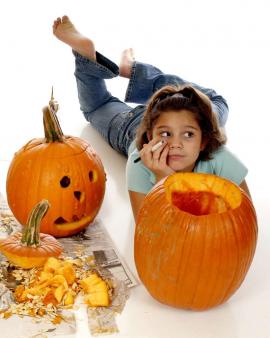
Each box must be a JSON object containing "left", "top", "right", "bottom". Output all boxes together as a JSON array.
[
  {"left": 184, "top": 132, "right": 194, "bottom": 138},
  {"left": 160, "top": 131, "right": 170, "bottom": 137}
]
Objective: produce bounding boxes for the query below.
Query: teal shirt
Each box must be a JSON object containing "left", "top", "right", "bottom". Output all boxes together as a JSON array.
[{"left": 126, "top": 145, "right": 248, "bottom": 194}]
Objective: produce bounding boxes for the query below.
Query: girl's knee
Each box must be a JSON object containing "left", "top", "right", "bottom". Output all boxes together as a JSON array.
[{"left": 156, "top": 74, "right": 183, "bottom": 89}]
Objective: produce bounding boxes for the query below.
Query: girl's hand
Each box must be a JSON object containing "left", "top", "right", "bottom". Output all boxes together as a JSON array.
[{"left": 139, "top": 138, "right": 175, "bottom": 181}]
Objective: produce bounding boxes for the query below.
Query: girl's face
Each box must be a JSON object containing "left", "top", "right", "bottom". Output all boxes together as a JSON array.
[{"left": 151, "top": 109, "right": 205, "bottom": 172}]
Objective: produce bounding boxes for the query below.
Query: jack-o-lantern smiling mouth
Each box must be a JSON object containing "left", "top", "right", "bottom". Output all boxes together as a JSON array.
[
  {"left": 50, "top": 177, "right": 100, "bottom": 232},
  {"left": 51, "top": 183, "right": 93, "bottom": 231},
  {"left": 53, "top": 214, "right": 95, "bottom": 231}
]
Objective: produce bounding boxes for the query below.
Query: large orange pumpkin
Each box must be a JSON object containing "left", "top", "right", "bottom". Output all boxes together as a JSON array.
[
  {"left": 134, "top": 173, "right": 258, "bottom": 310},
  {"left": 6, "top": 96, "right": 106, "bottom": 238}
]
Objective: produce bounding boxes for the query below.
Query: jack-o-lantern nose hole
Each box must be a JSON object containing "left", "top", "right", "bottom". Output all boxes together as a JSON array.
[
  {"left": 74, "top": 191, "right": 85, "bottom": 202},
  {"left": 74, "top": 191, "right": 81, "bottom": 200},
  {"left": 60, "top": 176, "right": 70, "bottom": 188}
]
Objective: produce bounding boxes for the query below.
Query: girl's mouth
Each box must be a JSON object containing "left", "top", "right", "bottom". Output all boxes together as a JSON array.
[{"left": 168, "top": 155, "right": 185, "bottom": 161}]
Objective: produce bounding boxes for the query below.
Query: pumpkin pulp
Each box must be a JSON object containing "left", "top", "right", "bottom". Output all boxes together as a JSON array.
[
  {"left": 165, "top": 172, "right": 242, "bottom": 215},
  {"left": 171, "top": 191, "right": 232, "bottom": 215}
]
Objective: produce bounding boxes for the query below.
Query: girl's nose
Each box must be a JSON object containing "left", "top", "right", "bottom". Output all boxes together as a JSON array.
[{"left": 169, "top": 141, "right": 184, "bottom": 149}]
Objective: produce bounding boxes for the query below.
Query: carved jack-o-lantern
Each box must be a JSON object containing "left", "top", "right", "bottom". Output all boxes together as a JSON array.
[{"left": 6, "top": 96, "right": 106, "bottom": 238}]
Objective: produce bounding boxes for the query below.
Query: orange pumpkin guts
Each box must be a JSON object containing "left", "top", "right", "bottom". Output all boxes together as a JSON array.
[
  {"left": 134, "top": 173, "right": 258, "bottom": 310},
  {"left": 0, "top": 200, "right": 63, "bottom": 269},
  {"left": 6, "top": 94, "right": 106, "bottom": 237}
]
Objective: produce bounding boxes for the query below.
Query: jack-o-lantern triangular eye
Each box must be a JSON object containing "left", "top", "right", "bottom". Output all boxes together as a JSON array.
[
  {"left": 89, "top": 171, "right": 94, "bottom": 182},
  {"left": 60, "top": 176, "right": 70, "bottom": 188}
]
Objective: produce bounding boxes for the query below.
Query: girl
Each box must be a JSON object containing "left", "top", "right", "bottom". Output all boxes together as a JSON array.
[{"left": 53, "top": 16, "right": 250, "bottom": 220}]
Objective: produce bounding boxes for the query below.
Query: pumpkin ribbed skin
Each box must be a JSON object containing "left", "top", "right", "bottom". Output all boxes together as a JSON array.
[
  {"left": 6, "top": 137, "right": 105, "bottom": 237},
  {"left": 134, "top": 173, "right": 258, "bottom": 310},
  {"left": 0, "top": 232, "right": 63, "bottom": 269},
  {"left": 0, "top": 200, "right": 63, "bottom": 269},
  {"left": 6, "top": 105, "right": 106, "bottom": 238}
]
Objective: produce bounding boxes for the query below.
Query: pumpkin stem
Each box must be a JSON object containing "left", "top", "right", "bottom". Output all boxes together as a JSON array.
[
  {"left": 43, "top": 92, "right": 64, "bottom": 142},
  {"left": 21, "top": 200, "right": 50, "bottom": 247},
  {"left": 49, "top": 86, "right": 59, "bottom": 114}
]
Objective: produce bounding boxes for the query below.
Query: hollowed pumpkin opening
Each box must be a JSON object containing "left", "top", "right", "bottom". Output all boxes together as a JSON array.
[{"left": 165, "top": 173, "right": 242, "bottom": 216}]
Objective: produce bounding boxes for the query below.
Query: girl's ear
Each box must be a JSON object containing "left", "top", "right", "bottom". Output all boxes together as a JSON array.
[{"left": 200, "top": 138, "right": 208, "bottom": 151}]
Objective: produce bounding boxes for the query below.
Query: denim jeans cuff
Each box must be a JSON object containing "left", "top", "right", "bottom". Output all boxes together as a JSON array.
[
  {"left": 124, "top": 61, "right": 137, "bottom": 102},
  {"left": 124, "top": 61, "right": 150, "bottom": 104},
  {"left": 73, "top": 50, "right": 119, "bottom": 79}
]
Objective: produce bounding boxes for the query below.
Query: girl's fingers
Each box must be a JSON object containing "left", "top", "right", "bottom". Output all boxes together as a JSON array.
[
  {"left": 142, "top": 138, "right": 163, "bottom": 150},
  {"left": 159, "top": 145, "right": 169, "bottom": 163},
  {"left": 140, "top": 138, "right": 168, "bottom": 170},
  {"left": 152, "top": 145, "right": 168, "bottom": 168},
  {"left": 152, "top": 140, "right": 167, "bottom": 160},
  {"left": 141, "top": 138, "right": 164, "bottom": 159}
]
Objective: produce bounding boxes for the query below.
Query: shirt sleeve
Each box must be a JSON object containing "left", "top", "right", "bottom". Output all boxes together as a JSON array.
[
  {"left": 126, "top": 149, "right": 155, "bottom": 194},
  {"left": 195, "top": 147, "right": 248, "bottom": 185}
]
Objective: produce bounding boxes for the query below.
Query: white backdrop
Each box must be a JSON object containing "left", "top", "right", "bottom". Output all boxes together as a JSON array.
[
  {"left": 0, "top": 0, "right": 269, "bottom": 176},
  {"left": 0, "top": 1, "right": 270, "bottom": 337},
  {"left": 1, "top": 0, "right": 269, "bottom": 232}
]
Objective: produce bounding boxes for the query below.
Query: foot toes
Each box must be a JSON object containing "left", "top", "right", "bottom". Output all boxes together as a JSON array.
[
  {"left": 62, "top": 15, "right": 70, "bottom": 23},
  {"left": 53, "top": 18, "right": 61, "bottom": 31}
]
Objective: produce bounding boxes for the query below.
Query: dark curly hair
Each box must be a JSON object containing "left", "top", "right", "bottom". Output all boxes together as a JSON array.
[{"left": 136, "top": 85, "right": 226, "bottom": 161}]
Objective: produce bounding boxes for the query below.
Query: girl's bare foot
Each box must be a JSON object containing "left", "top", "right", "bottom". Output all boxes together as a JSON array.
[
  {"left": 119, "top": 48, "right": 135, "bottom": 78},
  {"left": 53, "top": 16, "right": 96, "bottom": 60}
]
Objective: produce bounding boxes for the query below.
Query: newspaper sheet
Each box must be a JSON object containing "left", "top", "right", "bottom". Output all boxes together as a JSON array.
[
  {"left": 0, "top": 192, "right": 137, "bottom": 288},
  {"left": 57, "top": 220, "right": 137, "bottom": 288},
  {"left": 0, "top": 192, "right": 137, "bottom": 336}
]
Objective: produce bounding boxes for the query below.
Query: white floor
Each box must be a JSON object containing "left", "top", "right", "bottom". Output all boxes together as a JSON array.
[{"left": 0, "top": 1, "right": 270, "bottom": 337}]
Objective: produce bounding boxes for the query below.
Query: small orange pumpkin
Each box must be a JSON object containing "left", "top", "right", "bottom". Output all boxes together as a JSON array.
[
  {"left": 0, "top": 200, "right": 63, "bottom": 269},
  {"left": 6, "top": 94, "right": 106, "bottom": 237},
  {"left": 134, "top": 173, "right": 258, "bottom": 310}
]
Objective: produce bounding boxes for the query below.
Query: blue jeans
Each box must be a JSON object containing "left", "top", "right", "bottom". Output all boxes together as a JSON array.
[{"left": 74, "top": 51, "right": 229, "bottom": 157}]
